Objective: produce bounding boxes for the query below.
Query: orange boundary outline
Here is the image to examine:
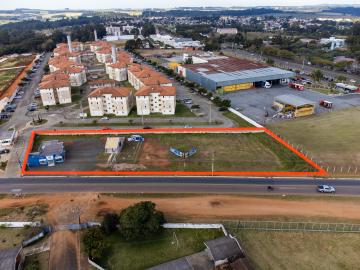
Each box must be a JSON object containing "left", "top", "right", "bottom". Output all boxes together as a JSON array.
[{"left": 21, "top": 127, "right": 327, "bottom": 177}]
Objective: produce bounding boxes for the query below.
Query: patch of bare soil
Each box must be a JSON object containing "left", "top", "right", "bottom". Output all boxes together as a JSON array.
[{"left": 138, "top": 138, "right": 171, "bottom": 169}]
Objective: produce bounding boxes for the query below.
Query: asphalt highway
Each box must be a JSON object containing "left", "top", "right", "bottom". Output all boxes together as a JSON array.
[{"left": 1, "top": 177, "right": 360, "bottom": 195}]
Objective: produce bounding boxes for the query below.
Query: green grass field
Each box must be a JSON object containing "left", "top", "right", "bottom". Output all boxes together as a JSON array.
[
  {"left": 0, "top": 55, "right": 33, "bottom": 69},
  {"left": 234, "top": 230, "right": 360, "bottom": 270},
  {"left": 223, "top": 111, "right": 254, "bottom": 127},
  {"left": 98, "top": 229, "right": 223, "bottom": 270},
  {"left": 270, "top": 108, "right": 360, "bottom": 170}
]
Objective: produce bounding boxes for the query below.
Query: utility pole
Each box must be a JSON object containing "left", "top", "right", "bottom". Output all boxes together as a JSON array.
[
  {"left": 209, "top": 102, "right": 212, "bottom": 123},
  {"left": 211, "top": 151, "right": 215, "bottom": 176}
]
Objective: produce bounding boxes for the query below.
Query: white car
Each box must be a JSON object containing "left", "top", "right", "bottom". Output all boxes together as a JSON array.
[
  {"left": 100, "top": 117, "right": 109, "bottom": 120},
  {"left": 317, "top": 185, "right": 336, "bottom": 193}
]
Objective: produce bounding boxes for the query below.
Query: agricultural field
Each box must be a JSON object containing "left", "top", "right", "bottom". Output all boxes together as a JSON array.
[
  {"left": 270, "top": 107, "right": 360, "bottom": 171},
  {"left": 0, "top": 55, "right": 34, "bottom": 69},
  {"left": 27, "top": 130, "right": 316, "bottom": 174},
  {"left": 0, "top": 69, "right": 21, "bottom": 93},
  {"left": 235, "top": 230, "right": 360, "bottom": 270},
  {"left": 97, "top": 228, "right": 223, "bottom": 270}
]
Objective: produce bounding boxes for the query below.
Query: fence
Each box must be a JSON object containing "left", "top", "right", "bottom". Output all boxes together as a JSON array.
[
  {"left": 162, "top": 223, "right": 228, "bottom": 235},
  {"left": 223, "top": 220, "right": 360, "bottom": 233}
]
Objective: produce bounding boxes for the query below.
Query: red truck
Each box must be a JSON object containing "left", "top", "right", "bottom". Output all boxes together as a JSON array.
[{"left": 288, "top": 82, "right": 305, "bottom": 91}]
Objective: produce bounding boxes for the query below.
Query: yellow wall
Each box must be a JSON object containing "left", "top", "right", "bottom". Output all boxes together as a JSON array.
[
  {"left": 223, "top": 82, "right": 253, "bottom": 92},
  {"left": 294, "top": 107, "right": 314, "bottom": 117}
]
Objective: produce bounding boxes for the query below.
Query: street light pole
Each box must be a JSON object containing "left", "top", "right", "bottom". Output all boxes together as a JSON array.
[{"left": 209, "top": 102, "right": 212, "bottom": 123}]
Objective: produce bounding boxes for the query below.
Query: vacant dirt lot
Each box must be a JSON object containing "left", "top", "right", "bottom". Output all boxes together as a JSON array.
[
  {"left": 29, "top": 132, "right": 315, "bottom": 173},
  {"left": 1, "top": 193, "right": 360, "bottom": 223}
]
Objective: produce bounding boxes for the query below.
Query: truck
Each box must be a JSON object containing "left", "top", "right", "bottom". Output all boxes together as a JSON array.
[
  {"left": 288, "top": 82, "right": 305, "bottom": 91},
  {"left": 127, "top": 135, "right": 144, "bottom": 142}
]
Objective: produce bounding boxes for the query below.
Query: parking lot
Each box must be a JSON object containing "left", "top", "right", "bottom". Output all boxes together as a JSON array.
[{"left": 225, "top": 85, "right": 360, "bottom": 124}]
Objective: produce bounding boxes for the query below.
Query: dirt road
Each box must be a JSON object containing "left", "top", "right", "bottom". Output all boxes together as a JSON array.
[{"left": 2, "top": 193, "right": 360, "bottom": 222}]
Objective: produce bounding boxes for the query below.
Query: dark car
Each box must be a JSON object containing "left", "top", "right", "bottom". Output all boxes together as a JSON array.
[
  {"left": 143, "top": 126, "right": 152, "bottom": 129},
  {"left": 0, "top": 149, "right": 10, "bottom": 154},
  {"left": 218, "top": 107, "right": 228, "bottom": 111}
]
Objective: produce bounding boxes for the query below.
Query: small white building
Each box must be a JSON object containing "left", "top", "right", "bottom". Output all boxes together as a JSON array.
[
  {"left": 135, "top": 86, "right": 176, "bottom": 115},
  {"left": 105, "top": 137, "right": 125, "bottom": 154},
  {"left": 320, "top": 37, "right": 346, "bottom": 50},
  {"left": 216, "top": 28, "right": 238, "bottom": 35},
  {"left": 88, "top": 87, "right": 133, "bottom": 117}
]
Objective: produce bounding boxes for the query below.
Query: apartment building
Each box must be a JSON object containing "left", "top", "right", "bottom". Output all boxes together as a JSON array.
[
  {"left": 135, "top": 86, "right": 176, "bottom": 115},
  {"left": 106, "top": 62, "right": 129, "bottom": 82},
  {"left": 90, "top": 41, "right": 111, "bottom": 52},
  {"left": 128, "top": 65, "right": 172, "bottom": 90},
  {"left": 61, "top": 66, "right": 87, "bottom": 86},
  {"left": 39, "top": 74, "right": 72, "bottom": 106},
  {"left": 95, "top": 47, "right": 112, "bottom": 63},
  {"left": 88, "top": 87, "right": 133, "bottom": 116}
]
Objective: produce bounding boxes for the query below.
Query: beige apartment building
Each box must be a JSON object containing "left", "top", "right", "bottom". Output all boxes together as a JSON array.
[
  {"left": 88, "top": 87, "right": 133, "bottom": 116},
  {"left": 135, "top": 86, "right": 176, "bottom": 115},
  {"left": 39, "top": 76, "right": 72, "bottom": 106}
]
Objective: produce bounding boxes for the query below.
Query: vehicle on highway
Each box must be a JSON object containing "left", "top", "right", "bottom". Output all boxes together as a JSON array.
[
  {"left": 101, "top": 117, "right": 109, "bottom": 120},
  {"left": 317, "top": 185, "right": 336, "bottom": 193},
  {"left": 102, "top": 127, "right": 112, "bottom": 130},
  {"left": 0, "top": 149, "right": 10, "bottom": 154},
  {"left": 143, "top": 126, "right": 152, "bottom": 129}
]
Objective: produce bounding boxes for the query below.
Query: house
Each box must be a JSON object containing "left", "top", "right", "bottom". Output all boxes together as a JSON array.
[
  {"left": 135, "top": 86, "right": 176, "bottom": 115},
  {"left": 27, "top": 140, "right": 65, "bottom": 167},
  {"left": 105, "top": 137, "right": 125, "bottom": 154},
  {"left": 0, "top": 246, "right": 22, "bottom": 270},
  {"left": 88, "top": 87, "right": 133, "bottom": 116},
  {"left": 148, "top": 236, "right": 245, "bottom": 270},
  {"left": 204, "top": 236, "right": 244, "bottom": 267}
]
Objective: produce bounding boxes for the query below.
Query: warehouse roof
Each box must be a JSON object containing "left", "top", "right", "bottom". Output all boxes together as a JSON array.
[
  {"left": 184, "top": 57, "right": 294, "bottom": 84},
  {"left": 274, "top": 94, "right": 316, "bottom": 107}
]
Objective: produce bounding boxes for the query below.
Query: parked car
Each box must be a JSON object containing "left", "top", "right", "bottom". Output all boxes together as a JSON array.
[
  {"left": 14, "top": 95, "right": 22, "bottom": 99},
  {"left": 317, "top": 185, "right": 336, "bottom": 193},
  {"left": 100, "top": 117, "right": 109, "bottom": 120},
  {"left": 0, "top": 149, "right": 10, "bottom": 154},
  {"left": 127, "top": 135, "right": 144, "bottom": 142}
]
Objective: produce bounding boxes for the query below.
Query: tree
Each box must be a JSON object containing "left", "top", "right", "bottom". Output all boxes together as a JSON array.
[
  {"left": 118, "top": 201, "right": 165, "bottom": 241},
  {"left": 101, "top": 213, "right": 119, "bottom": 235},
  {"left": 311, "top": 69, "right": 324, "bottom": 82},
  {"left": 82, "top": 227, "right": 106, "bottom": 260},
  {"left": 266, "top": 58, "right": 274, "bottom": 66},
  {"left": 125, "top": 40, "right": 136, "bottom": 51},
  {"left": 184, "top": 57, "right": 193, "bottom": 64},
  {"left": 142, "top": 23, "right": 156, "bottom": 37}
]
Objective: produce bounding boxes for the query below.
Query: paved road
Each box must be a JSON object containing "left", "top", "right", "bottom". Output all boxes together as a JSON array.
[{"left": 1, "top": 177, "right": 360, "bottom": 195}]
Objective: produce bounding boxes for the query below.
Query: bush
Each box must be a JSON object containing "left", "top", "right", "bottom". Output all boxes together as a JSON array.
[
  {"left": 101, "top": 213, "right": 119, "bottom": 235},
  {"left": 82, "top": 227, "right": 106, "bottom": 260}
]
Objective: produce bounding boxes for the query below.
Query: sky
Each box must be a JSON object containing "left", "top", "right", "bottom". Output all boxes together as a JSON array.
[{"left": 0, "top": 0, "right": 359, "bottom": 10}]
